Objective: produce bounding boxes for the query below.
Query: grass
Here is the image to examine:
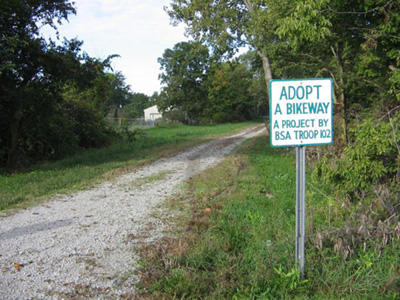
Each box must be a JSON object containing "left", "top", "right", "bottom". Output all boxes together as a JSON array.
[
  {"left": 138, "top": 133, "right": 400, "bottom": 299},
  {"left": 134, "top": 170, "right": 173, "bottom": 186},
  {"left": 0, "top": 122, "right": 257, "bottom": 212}
]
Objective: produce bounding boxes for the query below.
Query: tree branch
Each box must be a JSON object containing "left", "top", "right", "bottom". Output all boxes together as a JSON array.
[
  {"left": 242, "top": 0, "right": 254, "bottom": 14},
  {"left": 379, "top": 105, "right": 400, "bottom": 121},
  {"left": 327, "top": 0, "right": 394, "bottom": 15}
]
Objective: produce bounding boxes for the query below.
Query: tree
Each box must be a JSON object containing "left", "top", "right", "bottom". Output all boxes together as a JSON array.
[
  {"left": 239, "top": 50, "right": 268, "bottom": 117},
  {"left": 0, "top": 0, "right": 76, "bottom": 168},
  {"left": 149, "top": 91, "right": 159, "bottom": 106},
  {"left": 122, "top": 93, "right": 152, "bottom": 118},
  {"left": 0, "top": 0, "right": 123, "bottom": 169},
  {"left": 275, "top": 0, "right": 400, "bottom": 144},
  {"left": 276, "top": 0, "right": 400, "bottom": 188},
  {"left": 62, "top": 52, "right": 121, "bottom": 115},
  {"left": 108, "top": 71, "right": 132, "bottom": 108},
  {"left": 166, "top": 0, "right": 294, "bottom": 90},
  {"left": 158, "top": 41, "right": 210, "bottom": 122},
  {"left": 167, "top": 1, "right": 398, "bottom": 144},
  {"left": 207, "top": 60, "right": 257, "bottom": 122}
]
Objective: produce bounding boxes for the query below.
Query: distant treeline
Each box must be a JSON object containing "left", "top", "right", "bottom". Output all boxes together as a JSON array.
[{"left": 157, "top": 42, "right": 268, "bottom": 124}]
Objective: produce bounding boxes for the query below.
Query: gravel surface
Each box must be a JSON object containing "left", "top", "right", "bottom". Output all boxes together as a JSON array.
[{"left": 0, "top": 125, "right": 265, "bottom": 299}]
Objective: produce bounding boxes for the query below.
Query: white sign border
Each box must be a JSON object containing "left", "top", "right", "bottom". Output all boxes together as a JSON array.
[{"left": 269, "top": 78, "right": 334, "bottom": 148}]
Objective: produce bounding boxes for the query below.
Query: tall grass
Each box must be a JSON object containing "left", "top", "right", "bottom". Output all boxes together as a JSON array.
[
  {"left": 140, "top": 134, "right": 400, "bottom": 299},
  {"left": 0, "top": 122, "right": 255, "bottom": 211}
]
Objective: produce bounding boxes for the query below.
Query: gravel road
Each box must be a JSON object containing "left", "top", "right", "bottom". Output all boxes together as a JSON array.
[{"left": 0, "top": 125, "right": 265, "bottom": 299}]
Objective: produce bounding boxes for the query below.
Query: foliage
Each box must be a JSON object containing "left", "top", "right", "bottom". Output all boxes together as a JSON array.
[
  {"left": 240, "top": 50, "right": 268, "bottom": 116},
  {"left": 122, "top": 92, "right": 155, "bottom": 119},
  {"left": 0, "top": 0, "right": 76, "bottom": 168},
  {"left": 162, "top": 108, "right": 187, "bottom": 123},
  {"left": 158, "top": 41, "right": 210, "bottom": 122},
  {"left": 276, "top": 0, "right": 332, "bottom": 49},
  {"left": 166, "top": 0, "right": 290, "bottom": 69},
  {"left": 62, "top": 97, "right": 112, "bottom": 149},
  {"left": 140, "top": 135, "right": 400, "bottom": 298},
  {"left": 207, "top": 60, "right": 260, "bottom": 123},
  {"left": 157, "top": 40, "right": 266, "bottom": 123},
  {"left": 167, "top": 0, "right": 400, "bottom": 145},
  {"left": 107, "top": 72, "right": 132, "bottom": 108},
  {"left": 168, "top": 0, "right": 249, "bottom": 57},
  {"left": 315, "top": 114, "right": 400, "bottom": 197},
  {"left": 114, "top": 127, "right": 147, "bottom": 143},
  {"left": 0, "top": 0, "right": 131, "bottom": 170}
]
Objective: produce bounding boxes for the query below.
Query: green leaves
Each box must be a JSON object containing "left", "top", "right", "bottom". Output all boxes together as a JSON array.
[
  {"left": 0, "top": 1, "right": 125, "bottom": 169},
  {"left": 273, "top": 265, "right": 309, "bottom": 292},
  {"left": 157, "top": 40, "right": 265, "bottom": 123},
  {"left": 207, "top": 61, "right": 257, "bottom": 122},
  {"left": 158, "top": 41, "right": 210, "bottom": 121},
  {"left": 276, "top": 0, "right": 332, "bottom": 49},
  {"left": 315, "top": 115, "right": 400, "bottom": 196}
]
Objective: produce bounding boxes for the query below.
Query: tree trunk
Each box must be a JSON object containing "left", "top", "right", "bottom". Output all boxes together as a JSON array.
[
  {"left": 331, "top": 44, "right": 348, "bottom": 146},
  {"left": 242, "top": 1, "right": 273, "bottom": 86},
  {"left": 243, "top": 0, "right": 273, "bottom": 111},
  {"left": 256, "top": 50, "right": 273, "bottom": 118},
  {"left": 6, "top": 107, "right": 23, "bottom": 171},
  {"left": 257, "top": 50, "right": 273, "bottom": 85}
]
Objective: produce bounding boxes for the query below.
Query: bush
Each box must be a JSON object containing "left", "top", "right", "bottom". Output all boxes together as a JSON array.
[
  {"left": 21, "top": 111, "right": 79, "bottom": 161},
  {"left": 314, "top": 114, "right": 400, "bottom": 198},
  {"left": 115, "top": 127, "right": 147, "bottom": 142},
  {"left": 2, "top": 99, "right": 117, "bottom": 168},
  {"left": 212, "top": 111, "right": 233, "bottom": 123},
  {"left": 163, "top": 109, "right": 186, "bottom": 123},
  {"left": 63, "top": 100, "right": 111, "bottom": 149}
]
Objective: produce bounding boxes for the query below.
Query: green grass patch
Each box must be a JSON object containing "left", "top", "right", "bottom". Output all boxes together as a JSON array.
[
  {"left": 139, "top": 134, "right": 400, "bottom": 299},
  {"left": 0, "top": 122, "right": 256, "bottom": 212},
  {"left": 134, "top": 170, "right": 173, "bottom": 186}
]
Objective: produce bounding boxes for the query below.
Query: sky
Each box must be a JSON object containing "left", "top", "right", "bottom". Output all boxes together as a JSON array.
[{"left": 42, "top": 0, "right": 188, "bottom": 96}]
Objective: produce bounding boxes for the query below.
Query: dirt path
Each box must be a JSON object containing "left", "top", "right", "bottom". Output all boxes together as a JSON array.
[{"left": 0, "top": 125, "right": 265, "bottom": 299}]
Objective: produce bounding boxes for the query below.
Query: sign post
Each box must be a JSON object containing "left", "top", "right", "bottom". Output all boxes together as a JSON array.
[
  {"left": 296, "top": 145, "right": 306, "bottom": 278},
  {"left": 269, "top": 78, "right": 333, "bottom": 278}
]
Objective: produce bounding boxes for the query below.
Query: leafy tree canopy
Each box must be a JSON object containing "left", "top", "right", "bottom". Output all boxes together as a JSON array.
[
  {"left": 158, "top": 41, "right": 210, "bottom": 121},
  {"left": 0, "top": 0, "right": 123, "bottom": 169}
]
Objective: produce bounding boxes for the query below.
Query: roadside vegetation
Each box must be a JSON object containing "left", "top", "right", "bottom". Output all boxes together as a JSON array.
[
  {"left": 1, "top": 1, "right": 266, "bottom": 172},
  {"left": 2, "top": 1, "right": 400, "bottom": 297},
  {"left": 135, "top": 2, "right": 400, "bottom": 297},
  {"left": 139, "top": 134, "right": 400, "bottom": 299},
  {"left": 0, "top": 122, "right": 256, "bottom": 211}
]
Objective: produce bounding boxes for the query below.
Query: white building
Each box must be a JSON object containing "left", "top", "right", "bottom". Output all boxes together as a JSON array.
[{"left": 144, "top": 105, "right": 162, "bottom": 121}]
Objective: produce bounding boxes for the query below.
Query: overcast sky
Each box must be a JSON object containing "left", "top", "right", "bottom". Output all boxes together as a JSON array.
[{"left": 42, "top": 0, "right": 188, "bottom": 96}]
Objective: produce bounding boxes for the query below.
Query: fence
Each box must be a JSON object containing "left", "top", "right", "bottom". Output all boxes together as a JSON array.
[{"left": 104, "top": 117, "right": 157, "bottom": 128}]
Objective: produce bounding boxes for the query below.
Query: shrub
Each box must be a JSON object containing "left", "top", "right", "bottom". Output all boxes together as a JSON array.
[
  {"left": 115, "top": 127, "right": 147, "bottom": 142},
  {"left": 314, "top": 114, "right": 400, "bottom": 198},
  {"left": 163, "top": 109, "right": 186, "bottom": 123},
  {"left": 212, "top": 111, "right": 233, "bottom": 123},
  {"left": 63, "top": 100, "right": 111, "bottom": 149}
]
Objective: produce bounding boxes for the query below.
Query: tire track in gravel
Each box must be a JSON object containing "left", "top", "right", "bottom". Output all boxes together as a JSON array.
[{"left": 0, "top": 124, "right": 266, "bottom": 299}]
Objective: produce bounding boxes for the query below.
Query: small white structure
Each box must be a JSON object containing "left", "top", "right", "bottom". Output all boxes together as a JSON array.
[{"left": 144, "top": 105, "right": 162, "bottom": 121}]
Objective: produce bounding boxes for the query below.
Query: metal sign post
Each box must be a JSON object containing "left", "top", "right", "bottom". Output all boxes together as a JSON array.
[
  {"left": 296, "top": 146, "right": 306, "bottom": 279},
  {"left": 269, "top": 78, "right": 333, "bottom": 278}
]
